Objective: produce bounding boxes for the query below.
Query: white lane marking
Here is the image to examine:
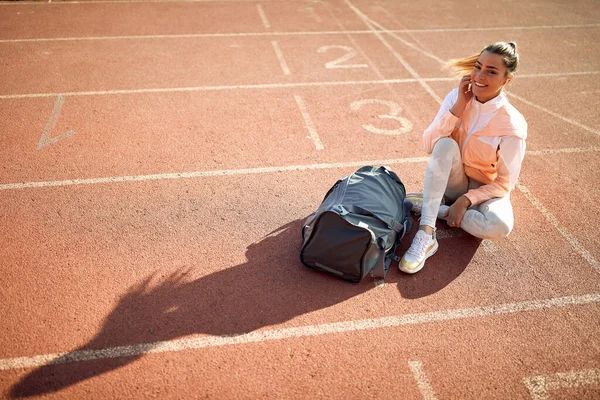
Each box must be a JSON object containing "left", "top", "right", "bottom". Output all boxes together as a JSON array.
[
  {"left": 0, "top": 78, "right": 438, "bottom": 99},
  {"left": 2, "top": 147, "right": 600, "bottom": 191},
  {"left": 523, "top": 368, "right": 600, "bottom": 400},
  {"left": 0, "top": 31, "right": 387, "bottom": 43},
  {"left": 344, "top": 0, "right": 443, "bottom": 104},
  {"left": 436, "top": 229, "right": 467, "bottom": 239},
  {"left": 518, "top": 71, "right": 600, "bottom": 79},
  {"left": 371, "top": 23, "right": 600, "bottom": 32},
  {"left": 36, "top": 95, "right": 76, "bottom": 150},
  {"left": 1, "top": 72, "right": 599, "bottom": 99},
  {"left": 294, "top": 94, "right": 324, "bottom": 150},
  {"left": 0, "top": 158, "right": 432, "bottom": 191},
  {"left": 436, "top": 230, "right": 495, "bottom": 253},
  {"left": 271, "top": 40, "right": 291, "bottom": 75},
  {"left": 0, "top": 0, "right": 285, "bottom": 4},
  {"left": 373, "top": 277, "right": 385, "bottom": 288},
  {"left": 256, "top": 4, "right": 271, "bottom": 29},
  {"left": 517, "top": 184, "right": 599, "bottom": 273},
  {"left": 526, "top": 146, "right": 600, "bottom": 156},
  {"left": 3, "top": 28, "right": 600, "bottom": 43},
  {"left": 481, "top": 240, "right": 497, "bottom": 253},
  {"left": 506, "top": 92, "right": 600, "bottom": 137},
  {"left": 1, "top": 293, "right": 598, "bottom": 371},
  {"left": 354, "top": 13, "right": 446, "bottom": 65},
  {"left": 409, "top": 361, "right": 438, "bottom": 400}
]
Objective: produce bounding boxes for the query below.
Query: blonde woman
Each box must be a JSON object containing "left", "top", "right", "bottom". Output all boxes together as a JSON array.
[{"left": 400, "top": 42, "right": 527, "bottom": 274}]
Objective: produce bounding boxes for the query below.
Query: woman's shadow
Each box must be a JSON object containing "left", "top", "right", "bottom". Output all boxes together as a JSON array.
[
  {"left": 10, "top": 219, "right": 370, "bottom": 397},
  {"left": 10, "top": 217, "right": 478, "bottom": 398},
  {"left": 394, "top": 217, "right": 481, "bottom": 299}
]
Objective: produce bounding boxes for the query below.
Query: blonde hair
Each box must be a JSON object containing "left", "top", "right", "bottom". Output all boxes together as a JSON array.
[{"left": 446, "top": 42, "right": 520, "bottom": 78}]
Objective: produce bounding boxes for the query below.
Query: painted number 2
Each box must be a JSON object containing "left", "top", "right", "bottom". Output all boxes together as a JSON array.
[
  {"left": 350, "top": 99, "right": 413, "bottom": 135},
  {"left": 317, "top": 46, "right": 368, "bottom": 69}
]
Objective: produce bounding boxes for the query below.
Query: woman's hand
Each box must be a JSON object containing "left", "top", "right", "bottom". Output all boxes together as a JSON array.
[
  {"left": 450, "top": 74, "right": 473, "bottom": 118},
  {"left": 443, "top": 195, "right": 472, "bottom": 228}
]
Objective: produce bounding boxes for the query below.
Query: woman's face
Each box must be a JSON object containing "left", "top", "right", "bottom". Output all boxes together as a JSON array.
[{"left": 470, "top": 51, "right": 511, "bottom": 103}]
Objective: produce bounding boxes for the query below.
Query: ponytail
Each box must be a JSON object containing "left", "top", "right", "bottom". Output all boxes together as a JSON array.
[
  {"left": 444, "top": 54, "right": 479, "bottom": 77},
  {"left": 445, "top": 41, "right": 520, "bottom": 78}
]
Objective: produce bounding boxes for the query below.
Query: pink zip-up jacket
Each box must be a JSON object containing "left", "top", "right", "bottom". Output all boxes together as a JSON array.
[{"left": 423, "top": 89, "right": 527, "bottom": 206}]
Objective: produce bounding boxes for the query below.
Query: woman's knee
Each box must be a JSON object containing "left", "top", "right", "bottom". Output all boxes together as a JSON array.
[
  {"left": 432, "top": 137, "right": 460, "bottom": 158},
  {"left": 482, "top": 215, "right": 513, "bottom": 240}
]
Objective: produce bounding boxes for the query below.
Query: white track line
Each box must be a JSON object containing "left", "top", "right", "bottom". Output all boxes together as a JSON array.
[
  {"left": 481, "top": 240, "right": 498, "bottom": 253},
  {"left": 2, "top": 147, "right": 599, "bottom": 191},
  {"left": 0, "top": 78, "right": 439, "bottom": 99},
  {"left": 2, "top": 27, "right": 600, "bottom": 43},
  {"left": 506, "top": 91, "right": 600, "bottom": 137},
  {"left": 355, "top": 12, "right": 446, "bottom": 65},
  {"left": 435, "top": 229, "right": 467, "bottom": 240},
  {"left": 256, "top": 4, "right": 271, "bottom": 29},
  {"left": 518, "top": 71, "right": 600, "bottom": 79},
  {"left": 344, "top": 0, "right": 442, "bottom": 104},
  {"left": 1, "top": 293, "right": 598, "bottom": 371},
  {"left": 1, "top": 72, "right": 598, "bottom": 99},
  {"left": 0, "top": 157, "right": 429, "bottom": 191},
  {"left": 409, "top": 361, "right": 438, "bottom": 400},
  {"left": 517, "top": 184, "right": 599, "bottom": 273},
  {"left": 0, "top": 0, "right": 286, "bottom": 4},
  {"left": 294, "top": 95, "right": 324, "bottom": 150},
  {"left": 0, "top": 31, "right": 376, "bottom": 43},
  {"left": 435, "top": 230, "right": 497, "bottom": 253},
  {"left": 523, "top": 368, "right": 600, "bottom": 400},
  {"left": 526, "top": 146, "right": 600, "bottom": 156},
  {"left": 271, "top": 40, "right": 291, "bottom": 75}
]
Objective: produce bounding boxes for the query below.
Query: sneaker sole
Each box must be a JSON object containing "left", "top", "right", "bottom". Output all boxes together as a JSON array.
[{"left": 399, "top": 240, "right": 439, "bottom": 274}]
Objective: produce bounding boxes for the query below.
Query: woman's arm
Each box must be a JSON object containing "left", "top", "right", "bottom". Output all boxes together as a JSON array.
[
  {"left": 445, "top": 136, "right": 525, "bottom": 227},
  {"left": 422, "top": 75, "right": 472, "bottom": 154}
]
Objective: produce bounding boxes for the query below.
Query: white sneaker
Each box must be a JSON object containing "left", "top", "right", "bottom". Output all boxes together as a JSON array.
[{"left": 399, "top": 229, "right": 438, "bottom": 274}]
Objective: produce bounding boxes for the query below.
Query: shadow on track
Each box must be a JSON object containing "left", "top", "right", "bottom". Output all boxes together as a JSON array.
[
  {"left": 393, "top": 216, "right": 481, "bottom": 299},
  {"left": 10, "top": 219, "right": 368, "bottom": 397},
  {"left": 10, "top": 218, "right": 477, "bottom": 397}
]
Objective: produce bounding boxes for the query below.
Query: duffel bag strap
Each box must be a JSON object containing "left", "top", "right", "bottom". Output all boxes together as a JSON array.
[
  {"left": 344, "top": 205, "right": 405, "bottom": 233},
  {"left": 372, "top": 240, "right": 402, "bottom": 279},
  {"left": 372, "top": 216, "right": 413, "bottom": 279}
]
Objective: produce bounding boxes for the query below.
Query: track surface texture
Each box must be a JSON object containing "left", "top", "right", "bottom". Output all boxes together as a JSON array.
[{"left": 1, "top": 0, "right": 599, "bottom": 399}]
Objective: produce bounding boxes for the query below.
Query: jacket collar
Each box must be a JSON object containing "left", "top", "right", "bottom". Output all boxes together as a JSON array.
[{"left": 473, "top": 91, "right": 506, "bottom": 112}]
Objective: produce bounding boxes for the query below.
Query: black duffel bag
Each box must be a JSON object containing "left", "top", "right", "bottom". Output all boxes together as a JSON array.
[{"left": 300, "top": 165, "right": 413, "bottom": 283}]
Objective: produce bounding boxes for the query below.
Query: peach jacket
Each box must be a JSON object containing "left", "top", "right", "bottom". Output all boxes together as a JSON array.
[{"left": 423, "top": 89, "right": 528, "bottom": 206}]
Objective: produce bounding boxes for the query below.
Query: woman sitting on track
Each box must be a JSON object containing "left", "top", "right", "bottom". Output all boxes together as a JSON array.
[{"left": 399, "top": 41, "right": 527, "bottom": 274}]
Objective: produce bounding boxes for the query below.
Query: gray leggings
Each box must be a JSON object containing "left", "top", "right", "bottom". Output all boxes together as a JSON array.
[{"left": 420, "top": 138, "right": 514, "bottom": 240}]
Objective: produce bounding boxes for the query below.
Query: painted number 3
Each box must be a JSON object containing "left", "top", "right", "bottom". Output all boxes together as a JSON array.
[{"left": 350, "top": 99, "right": 413, "bottom": 135}]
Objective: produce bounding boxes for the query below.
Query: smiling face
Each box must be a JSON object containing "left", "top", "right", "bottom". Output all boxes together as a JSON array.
[{"left": 470, "top": 51, "right": 511, "bottom": 103}]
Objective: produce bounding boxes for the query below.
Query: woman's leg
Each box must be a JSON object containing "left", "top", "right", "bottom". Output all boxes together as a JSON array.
[
  {"left": 419, "top": 138, "right": 469, "bottom": 228},
  {"left": 460, "top": 195, "right": 514, "bottom": 240},
  {"left": 400, "top": 138, "right": 468, "bottom": 274}
]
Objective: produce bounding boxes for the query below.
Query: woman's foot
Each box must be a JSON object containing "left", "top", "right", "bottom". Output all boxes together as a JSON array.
[{"left": 399, "top": 228, "right": 439, "bottom": 274}]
